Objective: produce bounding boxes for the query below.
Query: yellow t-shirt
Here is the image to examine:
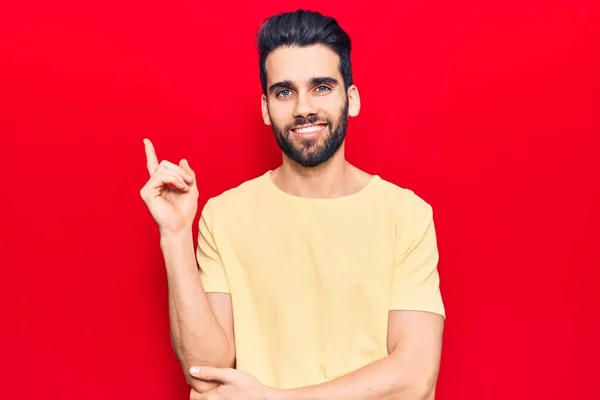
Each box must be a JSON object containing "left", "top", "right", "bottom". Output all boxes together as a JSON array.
[{"left": 196, "top": 171, "right": 445, "bottom": 389}]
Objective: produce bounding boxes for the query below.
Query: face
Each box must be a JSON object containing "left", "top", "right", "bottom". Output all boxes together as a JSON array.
[{"left": 261, "top": 44, "right": 360, "bottom": 168}]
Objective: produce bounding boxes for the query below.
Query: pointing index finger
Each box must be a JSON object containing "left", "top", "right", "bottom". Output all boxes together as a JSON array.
[{"left": 143, "top": 138, "right": 159, "bottom": 175}]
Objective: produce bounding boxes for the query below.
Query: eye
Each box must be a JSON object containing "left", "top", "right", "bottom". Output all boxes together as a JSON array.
[
  {"left": 315, "top": 85, "right": 331, "bottom": 94},
  {"left": 276, "top": 89, "right": 292, "bottom": 98}
]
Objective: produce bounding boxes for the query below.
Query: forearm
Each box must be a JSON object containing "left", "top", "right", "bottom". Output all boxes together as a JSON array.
[
  {"left": 160, "top": 231, "right": 234, "bottom": 370},
  {"left": 276, "top": 353, "right": 435, "bottom": 400}
]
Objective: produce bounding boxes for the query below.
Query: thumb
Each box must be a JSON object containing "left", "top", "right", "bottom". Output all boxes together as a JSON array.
[{"left": 189, "top": 366, "right": 232, "bottom": 383}]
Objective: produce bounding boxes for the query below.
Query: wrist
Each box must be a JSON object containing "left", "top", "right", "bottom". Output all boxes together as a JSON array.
[
  {"left": 159, "top": 228, "right": 193, "bottom": 252},
  {"left": 265, "top": 387, "right": 287, "bottom": 400},
  {"left": 160, "top": 227, "right": 192, "bottom": 243}
]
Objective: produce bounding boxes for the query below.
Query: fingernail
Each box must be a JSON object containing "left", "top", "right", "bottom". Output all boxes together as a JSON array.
[{"left": 190, "top": 366, "right": 200, "bottom": 376}]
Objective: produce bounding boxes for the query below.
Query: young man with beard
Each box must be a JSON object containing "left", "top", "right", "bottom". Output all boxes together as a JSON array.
[{"left": 140, "top": 9, "right": 446, "bottom": 400}]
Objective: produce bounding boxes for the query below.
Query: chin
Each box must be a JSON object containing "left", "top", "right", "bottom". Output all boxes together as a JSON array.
[{"left": 292, "top": 150, "right": 334, "bottom": 168}]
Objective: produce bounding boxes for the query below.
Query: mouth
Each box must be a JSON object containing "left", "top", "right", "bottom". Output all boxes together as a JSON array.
[{"left": 290, "top": 123, "right": 328, "bottom": 135}]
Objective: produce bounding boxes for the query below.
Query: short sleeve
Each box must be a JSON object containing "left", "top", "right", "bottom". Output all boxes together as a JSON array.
[
  {"left": 196, "top": 199, "right": 231, "bottom": 293},
  {"left": 390, "top": 198, "right": 446, "bottom": 319}
]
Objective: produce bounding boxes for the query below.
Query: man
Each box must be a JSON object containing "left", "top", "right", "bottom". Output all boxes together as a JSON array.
[{"left": 140, "top": 9, "right": 446, "bottom": 400}]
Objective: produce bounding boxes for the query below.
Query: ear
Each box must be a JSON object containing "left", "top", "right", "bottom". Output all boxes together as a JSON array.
[
  {"left": 261, "top": 94, "right": 271, "bottom": 125},
  {"left": 347, "top": 85, "right": 361, "bottom": 117}
]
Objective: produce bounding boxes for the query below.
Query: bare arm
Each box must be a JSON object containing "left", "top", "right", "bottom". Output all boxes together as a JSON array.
[
  {"left": 161, "top": 231, "right": 235, "bottom": 387},
  {"left": 276, "top": 310, "right": 444, "bottom": 400},
  {"left": 139, "top": 139, "right": 235, "bottom": 391}
]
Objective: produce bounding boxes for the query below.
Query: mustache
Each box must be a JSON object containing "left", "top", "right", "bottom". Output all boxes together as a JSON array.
[{"left": 285, "top": 114, "right": 330, "bottom": 131}]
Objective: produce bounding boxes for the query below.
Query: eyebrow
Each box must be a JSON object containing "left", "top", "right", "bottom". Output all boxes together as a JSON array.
[{"left": 267, "top": 76, "right": 340, "bottom": 94}]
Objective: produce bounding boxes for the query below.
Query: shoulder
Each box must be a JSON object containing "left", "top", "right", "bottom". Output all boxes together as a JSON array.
[
  {"left": 373, "top": 177, "right": 433, "bottom": 220},
  {"left": 202, "top": 171, "right": 270, "bottom": 216},
  {"left": 373, "top": 178, "right": 437, "bottom": 249},
  {"left": 350, "top": 164, "right": 431, "bottom": 216}
]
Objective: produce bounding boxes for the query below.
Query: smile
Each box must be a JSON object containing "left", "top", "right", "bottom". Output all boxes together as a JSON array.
[{"left": 291, "top": 123, "right": 327, "bottom": 134}]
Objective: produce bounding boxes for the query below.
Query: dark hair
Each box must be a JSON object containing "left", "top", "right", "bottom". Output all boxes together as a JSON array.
[{"left": 257, "top": 9, "right": 353, "bottom": 95}]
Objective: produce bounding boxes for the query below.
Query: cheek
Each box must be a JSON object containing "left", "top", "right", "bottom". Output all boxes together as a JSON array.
[
  {"left": 268, "top": 103, "right": 294, "bottom": 126},
  {"left": 315, "top": 96, "right": 343, "bottom": 117}
]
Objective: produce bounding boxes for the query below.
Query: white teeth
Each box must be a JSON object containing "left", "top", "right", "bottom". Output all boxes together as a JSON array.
[{"left": 294, "top": 125, "right": 325, "bottom": 134}]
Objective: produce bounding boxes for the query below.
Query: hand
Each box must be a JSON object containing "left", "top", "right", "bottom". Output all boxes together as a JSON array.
[
  {"left": 188, "top": 366, "right": 280, "bottom": 400},
  {"left": 139, "top": 138, "right": 199, "bottom": 235},
  {"left": 189, "top": 379, "right": 220, "bottom": 395}
]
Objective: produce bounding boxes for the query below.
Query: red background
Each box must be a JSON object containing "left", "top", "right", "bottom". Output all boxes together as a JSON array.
[{"left": 1, "top": 1, "right": 599, "bottom": 399}]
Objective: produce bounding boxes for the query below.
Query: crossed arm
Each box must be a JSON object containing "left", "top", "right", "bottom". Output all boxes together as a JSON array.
[
  {"left": 189, "top": 303, "right": 444, "bottom": 400},
  {"left": 178, "top": 199, "right": 444, "bottom": 399},
  {"left": 274, "top": 309, "right": 445, "bottom": 400}
]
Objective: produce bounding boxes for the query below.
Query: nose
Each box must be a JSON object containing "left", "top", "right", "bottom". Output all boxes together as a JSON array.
[{"left": 292, "top": 91, "right": 317, "bottom": 119}]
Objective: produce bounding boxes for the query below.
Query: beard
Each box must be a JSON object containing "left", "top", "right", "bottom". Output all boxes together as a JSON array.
[{"left": 270, "top": 99, "right": 349, "bottom": 168}]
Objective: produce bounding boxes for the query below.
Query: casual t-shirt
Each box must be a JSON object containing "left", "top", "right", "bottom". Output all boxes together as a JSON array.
[{"left": 196, "top": 171, "right": 445, "bottom": 390}]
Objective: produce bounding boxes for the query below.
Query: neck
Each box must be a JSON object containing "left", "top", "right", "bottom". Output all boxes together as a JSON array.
[{"left": 271, "top": 144, "right": 358, "bottom": 199}]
